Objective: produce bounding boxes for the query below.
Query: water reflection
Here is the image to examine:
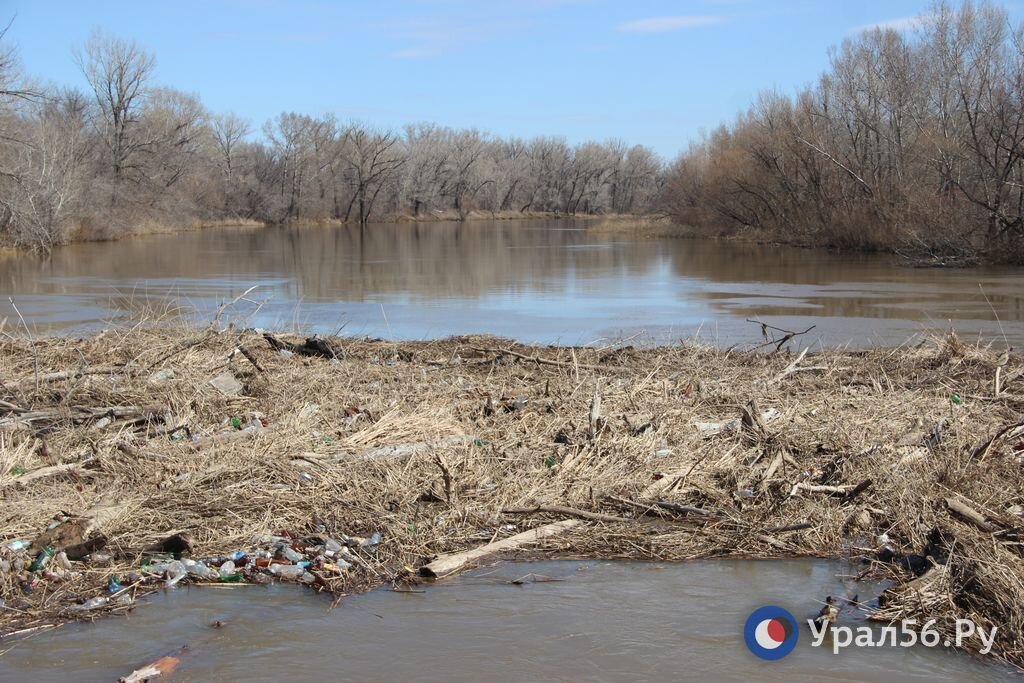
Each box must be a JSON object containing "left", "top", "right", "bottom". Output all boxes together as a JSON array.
[{"left": 0, "top": 220, "right": 1021, "bottom": 346}]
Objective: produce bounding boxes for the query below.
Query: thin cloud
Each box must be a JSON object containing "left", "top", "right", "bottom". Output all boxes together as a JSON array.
[
  {"left": 203, "top": 31, "right": 330, "bottom": 44},
  {"left": 385, "top": 18, "right": 524, "bottom": 60},
  {"left": 853, "top": 13, "right": 934, "bottom": 34},
  {"left": 618, "top": 15, "right": 726, "bottom": 33},
  {"left": 390, "top": 47, "right": 443, "bottom": 60}
]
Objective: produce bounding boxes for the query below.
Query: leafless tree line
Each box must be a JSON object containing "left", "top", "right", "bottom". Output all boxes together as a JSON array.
[
  {"left": 0, "top": 28, "right": 663, "bottom": 251},
  {"left": 665, "top": 1, "right": 1024, "bottom": 263}
]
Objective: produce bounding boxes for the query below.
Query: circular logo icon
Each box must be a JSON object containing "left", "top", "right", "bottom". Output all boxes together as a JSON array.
[{"left": 744, "top": 605, "right": 798, "bottom": 660}]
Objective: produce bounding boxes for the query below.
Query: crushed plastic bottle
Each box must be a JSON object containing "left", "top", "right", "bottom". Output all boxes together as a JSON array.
[
  {"left": 4, "top": 539, "right": 30, "bottom": 552},
  {"left": 183, "top": 559, "right": 218, "bottom": 580},
  {"left": 280, "top": 546, "right": 302, "bottom": 563},
  {"left": 71, "top": 596, "right": 109, "bottom": 611},
  {"left": 218, "top": 560, "right": 236, "bottom": 577},
  {"left": 268, "top": 564, "right": 304, "bottom": 580},
  {"left": 164, "top": 560, "right": 187, "bottom": 587}
]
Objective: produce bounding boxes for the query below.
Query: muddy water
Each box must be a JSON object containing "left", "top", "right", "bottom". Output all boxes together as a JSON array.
[
  {"left": 0, "top": 220, "right": 1022, "bottom": 347},
  {"left": 0, "top": 560, "right": 1014, "bottom": 682}
]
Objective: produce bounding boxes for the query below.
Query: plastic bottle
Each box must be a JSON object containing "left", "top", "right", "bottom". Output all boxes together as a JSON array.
[
  {"left": 218, "top": 560, "right": 236, "bottom": 577},
  {"left": 187, "top": 560, "right": 218, "bottom": 580},
  {"left": 28, "top": 547, "right": 54, "bottom": 572},
  {"left": 268, "top": 564, "right": 304, "bottom": 580},
  {"left": 55, "top": 551, "right": 72, "bottom": 571},
  {"left": 164, "top": 560, "right": 187, "bottom": 587},
  {"left": 71, "top": 596, "right": 109, "bottom": 611}
]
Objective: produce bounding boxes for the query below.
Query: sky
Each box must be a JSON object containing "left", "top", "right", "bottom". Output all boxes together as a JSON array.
[{"left": 6, "top": 0, "right": 1021, "bottom": 158}]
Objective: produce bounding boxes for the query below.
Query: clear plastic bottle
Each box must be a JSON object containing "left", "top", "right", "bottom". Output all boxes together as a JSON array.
[
  {"left": 54, "top": 551, "right": 72, "bottom": 571},
  {"left": 268, "top": 564, "right": 304, "bottom": 580},
  {"left": 164, "top": 560, "right": 187, "bottom": 587},
  {"left": 72, "top": 596, "right": 109, "bottom": 611},
  {"left": 183, "top": 559, "right": 206, "bottom": 578}
]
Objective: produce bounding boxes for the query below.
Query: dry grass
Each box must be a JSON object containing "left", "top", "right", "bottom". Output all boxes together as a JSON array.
[
  {"left": 0, "top": 325, "right": 1022, "bottom": 666},
  {"left": 587, "top": 216, "right": 682, "bottom": 238}
]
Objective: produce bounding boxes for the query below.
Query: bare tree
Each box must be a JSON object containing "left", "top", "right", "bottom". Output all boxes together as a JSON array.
[
  {"left": 340, "top": 123, "right": 406, "bottom": 225},
  {"left": 75, "top": 29, "right": 155, "bottom": 196},
  {"left": 0, "top": 94, "right": 88, "bottom": 250},
  {"left": 212, "top": 112, "right": 250, "bottom": 181}
]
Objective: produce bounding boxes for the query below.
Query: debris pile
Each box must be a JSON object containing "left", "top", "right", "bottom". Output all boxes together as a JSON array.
[{"left": 0, "top": 325, "right": 1022, "bottom": 668}]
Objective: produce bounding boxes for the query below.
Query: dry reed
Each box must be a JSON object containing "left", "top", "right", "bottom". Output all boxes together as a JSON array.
[{"left": 0, "top": 324, "right": 1022, "bottom": 667}]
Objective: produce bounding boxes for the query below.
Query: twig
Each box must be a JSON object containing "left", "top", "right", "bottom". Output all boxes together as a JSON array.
[
  {"left": 502, "top": 504, "right": 630, "bottom": 524},
  {"left": 471, "top": 346, "right": 625, "bottom": 372},
  {"left": 745, "top": 319, "right": 817, "bottom": 352},
  {"left": 210, "top": 285, "right": 259, "bottom": 329},
  {"left": 8, "top": 297, "right": 39, "bottom": 391}
]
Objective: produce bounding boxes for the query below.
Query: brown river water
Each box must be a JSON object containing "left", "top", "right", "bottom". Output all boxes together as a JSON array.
[
  {"left": 0, "top": 560, "right": 1015, "bottom": 682},
  {"left": 0, "top": 219, "right": 1021, "bottom": 347}
]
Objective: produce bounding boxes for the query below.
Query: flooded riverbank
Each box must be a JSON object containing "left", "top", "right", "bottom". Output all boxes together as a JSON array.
[
  {"left": 0, "top": 560, "right": 1014, "bottom": 682},
  {"left": 2, "top": 328, "right": 1022, "bottom": 670},
  {"left": 0, "top": 220, "right": 1021, "bottom": 347}
]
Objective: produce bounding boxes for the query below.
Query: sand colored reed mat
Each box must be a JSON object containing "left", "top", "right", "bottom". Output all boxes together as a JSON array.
[{"left": 0, "top": 325, "right": 1022, "bottom": 667}]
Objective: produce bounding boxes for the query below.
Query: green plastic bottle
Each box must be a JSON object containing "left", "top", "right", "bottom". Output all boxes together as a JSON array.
[{"left": 29, "top": 546, "right": 55, "bottom": 572}]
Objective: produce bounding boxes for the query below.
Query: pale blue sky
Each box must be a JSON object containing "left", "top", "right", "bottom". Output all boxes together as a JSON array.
[{"left": 6, "top": 0, "right": 1017, "bottom": 157}]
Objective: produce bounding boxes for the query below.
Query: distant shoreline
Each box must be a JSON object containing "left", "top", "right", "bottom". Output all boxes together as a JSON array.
[{"left": 7, "top": 212, "right": 645, "bottom": 251}]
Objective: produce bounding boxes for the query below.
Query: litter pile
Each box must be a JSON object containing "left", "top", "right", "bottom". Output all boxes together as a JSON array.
[
  {"left": 0, "top": 324, "right": 1022, "bottom": 668},
  {"left": 2, "top": 526, "right": 381, "bottom": 617}
]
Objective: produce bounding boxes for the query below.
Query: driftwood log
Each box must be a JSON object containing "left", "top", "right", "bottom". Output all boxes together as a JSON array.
[
  {"left": 263, "top": 333, "right": 341, "bottom": 360},
  {"left": 419, "top": 519, "right": 582, "bottom": 578}
]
